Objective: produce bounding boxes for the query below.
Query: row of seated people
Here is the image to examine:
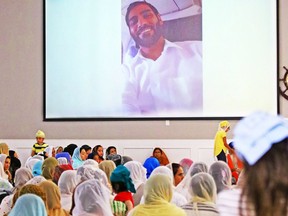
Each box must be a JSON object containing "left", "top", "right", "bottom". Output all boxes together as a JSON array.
[{"left": 0, "top": 111, "right": 287, "bottom": 215}]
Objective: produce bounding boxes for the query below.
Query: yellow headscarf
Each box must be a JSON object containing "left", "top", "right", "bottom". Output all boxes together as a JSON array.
[
  {"left": 129, "top": 174, "right": 186, "bottom": 216},
  {"left": 0, "top": 143, "right": 9, "bottom": 155},
  {"left": 41, "top": 157, "right": 58, "bottom": 180}
]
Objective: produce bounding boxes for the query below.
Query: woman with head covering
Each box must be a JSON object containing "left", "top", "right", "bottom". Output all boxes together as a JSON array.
[
  {"left": 209, "top": 161, "right": 232, "bottom": 194},
  {"left": 110, "top": 165, "right": 136, "bottom": 214},
  {"left": 213, "top": 121, "right": 234, "bottom": 162},
  {"left": 179, "top": 158, "right": 193, "bottom": 175},
  {"left": 143, "top": 157, "right": 160, "bottom": 178},
  {"left": 181, "top": 173, "right": 219, "bottom": 216},
  {"left": 39, "top": 180, "right": 69, "bottom": 216},
  {"left": 105, "top": 146, "right": 117, "bottom": 160},
  {"left": 0, "top": 161, "right": 9, "bottom": 181},
  {"left": 128, "top": 174, "right": 186, "bottom": 216},
  {"left": 98, "top": 160, "right": 116, "bottom": 187},
  {"left": 9, "top": 194, "right": 47, "bottom": 216},
  {"left": 124, "top": 161, "right": 147, "bottom": 206},
  {"left": 71, "top": 179, "right": 113, "bottom": 216},
  {"left": 25, "top": 157, "right": 42, "bottom": 172},
  {"left": 0, "top": 154, "right": 12, "bottom": 183},
  {"left": 82, "top": 159, "right": 99, "bottom": 169},
  {"left": 44, "top": 146, "right": 56, "bottom": 158},
  {"left": 58, "top": 170, "right": 78, "bottom": 212},
  {"left": 52, "top": 164, "right": 73, "bottom": 185},
  {"left": 0, "top": 168, "right": 33, "bottom": 216},
  {"left": 8, "top": 150, "right": 21, "bottom": 184},
  {"left": 56, "top": 152, "right": 71, "bottom": 165},
  {"left": 152, "top": 147, "right": 170, "bottom": 166},
  {"left": 76, "top": 165, "right": 109, "bottom": 186},
  {"left": 217, "top": 111, "right": 288, "bottom": 216},
  {"left": 32, "top": 160, "right": 43, "bottom": 177},
  {"left": 13, "top": 184, "right": 47, "bottom": 210},
  {"left": 121, "top": 156, "right": 133, "bottom": 165},
  {"left": 0, "top": 143, "right": 9, "bottom": 155},
  {"left": 175, "top": 161, "right": 209, "bottom": 202},
  {"left": 72, "top": 146, "right": 89, "bottom": 170},
  {"left": 89, "top": 145, "right": 104, "bottom": 163},
  {"left": 41, "top": 157, "right": 59, "bottom": 180},
  {"left": 149, "top": 166, "right": 187, "bottom": 207},
  {"left": 170, "top": 163, "right": 185, "bottom": 186},
  {"left": 25, "top": 175, "right": 46, "bottom": 186}
]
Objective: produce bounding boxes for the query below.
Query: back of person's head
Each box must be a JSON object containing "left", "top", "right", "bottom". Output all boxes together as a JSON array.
[
  {"left": 209, "top": 161, "right": 232, "bottom": 193},
  {"left": 0, "top": 143, "right": 9, "bottom": 155},
  {"left": 143, "top": 157, "right": 160, "bottom": 178},
  {"left": 110, "top": 165, "right": 136, "bottom": 193},
  {"left": 125, "top": 1, "right": 160, "bottom": 26},
  {"left": 179, "top": 158, "right": 193, "bottom": 175},
  {"left": 63, "top": 143, "right": 77, "bottom": 157},
  {"left": 107, "top": 154, "right": 122, "bottom": 167},
  {"left": 190, "top": 173, "right": 217, "bottom": 203},
  {"left": 144, "top": 174, "right": 172, "bottom": 204},
  {"left": 189, "top": 162, "right": 208, "bottom": 177},
  {"left": 233, "top": 111, "right": 288, "bottom": 216},
  {"left": 121, "top": 155, "right": 133, "bottom": 165}
]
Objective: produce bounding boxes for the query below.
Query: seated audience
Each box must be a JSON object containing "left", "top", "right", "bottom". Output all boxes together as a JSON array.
[
  {"left": 9, "top": 194, "right": 48, "bottom": 216},
  {"left": 63, "top": 143, "right": 78, "bottom": 157},
  {"left": 179, "top": 158, "right": 193, "bottom": 175},
  {"left": 124, "top": 161, "right": 147, "bottom": 206},
  {"left": 0, "top": 143, "right": 9, "bottom": 155},
  {"left": 149, "top": 166, "right": 187, "bottom": 207},
  {"left": 176, "top": 162, "right": 209, "bottom": 201},
  {"left": 58, "top": 170, "right": 78, "bottom": 212},
  {"left": 110, "top": 165, "right": 136, "bottom": 215},
  {"left": 217, "top": 111, "right": 288, "bottom": 216},
  {"left": 8, "top": 150, "right": 21, "bottom": 184},
  {"left": 71, "top": 179, "right": 113, "bottom": 216},
  {"left": 209, "top": 161, "right": 232, "bottom": 194},
  {"left": 128, "top": 174, "right": 186, "bottom": 216},
  {"left": 39, "top": 180, "right": 69, "bottom": 216},
  {"left": 143, "top": 157, "right": 160, "bottom": 178},
  {"left": 152, "top": 147, "right": 170, "bottom": 166},
  {"left": 89, "top": 145, "right": 104, "bottom": 163},
  {"left": 105, "top": 146, "right": 117, "bottom": 159},
  {"left": 0, "top": 154, "right": 12, "bottom": 183},
  {"left": 181, "top": 172, "right": 219, "bottom": 216},
  {"left": 41, "top": 157, "right": 59, "bottom": 180}
]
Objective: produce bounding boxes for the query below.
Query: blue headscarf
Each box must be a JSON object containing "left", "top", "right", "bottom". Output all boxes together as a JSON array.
[
  {"left": 9, "top": 194, "right": 47, "bottom": 216},
  {"left": 32, "top": 160, "right": 43, "bottom": 177},
  {"left": 143, "top": 157, "right": 160, "bottom": 178},
  {"left": 110, "top": 165, "right": 136, "bottom": 193},
  {"left": 72, "top": 147, "right": 84, "bottom": 169},
  {"left": 56, "top": 152, "right": 71, "bottom": 164}
]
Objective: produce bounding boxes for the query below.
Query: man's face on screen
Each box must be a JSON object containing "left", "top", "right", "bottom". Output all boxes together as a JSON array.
[{"left": 127, "top": 4, "right": 163, "bottom": 48}]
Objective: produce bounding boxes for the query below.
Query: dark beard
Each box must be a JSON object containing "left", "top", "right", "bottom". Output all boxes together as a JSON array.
[{"left": 131, "top": 22, "right": 163, "bottom": 48}]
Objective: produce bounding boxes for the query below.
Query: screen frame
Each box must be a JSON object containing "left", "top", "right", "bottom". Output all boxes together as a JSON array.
[{"left": 43, "top": 0, "right": 280, "bottom": 121}]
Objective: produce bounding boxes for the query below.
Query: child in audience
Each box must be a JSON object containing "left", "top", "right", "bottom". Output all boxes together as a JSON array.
[
  {"left": 110, "top": 165, "right": 136, "bottom": 215},
  {"left": 31, "top": 130, "right": 49, "bottom": 156}
]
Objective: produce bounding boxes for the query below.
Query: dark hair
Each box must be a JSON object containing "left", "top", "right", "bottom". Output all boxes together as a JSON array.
[
  {"left": 80, "top": 144, "right": 91, "bottom": 153},
  {"left": 92, "top": 145, "right": 102, "bottom": 154},
  {"left": 240, "top": 138, "right": 288, "bottom": 216},
  {"left": 172, "top": 163, "right": 181, "bottom": 177},
  {"left": 105, "top": 146, "right": 117, "bottom": 159},
  {"left": 125, "top": 1, "right": 160, "bottom": 26},
  {"left": 63, "top": 143, "right": 78, "bottom": 156},
  {"left": 111, "top": 181, "right": 127, "bottom": 194},
  {"left": 153, "top": 147, "right": 163, "bottom": 155}
]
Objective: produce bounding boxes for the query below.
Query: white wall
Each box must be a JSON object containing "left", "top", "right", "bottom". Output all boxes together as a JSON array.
[{"left": 3, "top": 139, "right": 219, "bottom": 168}]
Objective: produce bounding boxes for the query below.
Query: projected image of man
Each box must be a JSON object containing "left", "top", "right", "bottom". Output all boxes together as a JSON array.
[{"left": 122, "top": 1, "right": 203, "bottom": 116}]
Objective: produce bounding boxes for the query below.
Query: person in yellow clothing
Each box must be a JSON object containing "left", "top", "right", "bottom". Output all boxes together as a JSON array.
[
  {"left": 31, "top": 130, "right": 49, "bottom": 156},
  {"left": 214, "top": 121, "right": 234, "bottom": 162}
]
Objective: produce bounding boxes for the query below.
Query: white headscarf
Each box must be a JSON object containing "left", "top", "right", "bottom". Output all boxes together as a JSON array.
[
  {"left": 76, "top": 166, "right": 109, "bottom": 188},
  {"left": 83, "top": 159, "right": 99, "bottom": 169},
  {"left": 124, "top": 161, "right": 147, "bottom": 189},
  {"left": 14, "top": 168, "right": 33, "bottom": 190},
  {"left": 0, "top": 161, "right": 8, "bottom": 180},
  {"left": 58, "top": 170, "right": 78, "bottom": 211},
  {"left": 209, "top": 161, "right": 232, "bottom": 194},
  {"left": 72, "top": 179, "right": 113, "bottom": 216},
  {"left": 44, "top": 146, "right": 55, "bottom": 158},
  {"left": 25, "top": 158, "right": 41, "bottom": 171},
  {"left": 25, "top": 176, "right": 46, "bottom": 185}
]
